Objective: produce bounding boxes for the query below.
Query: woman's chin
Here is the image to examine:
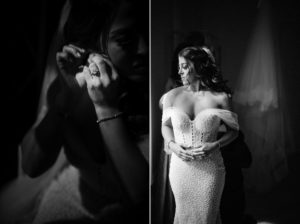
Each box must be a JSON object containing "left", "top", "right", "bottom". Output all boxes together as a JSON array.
[{"left": 127, "top": 72, "right": 148, "bottom": 83}]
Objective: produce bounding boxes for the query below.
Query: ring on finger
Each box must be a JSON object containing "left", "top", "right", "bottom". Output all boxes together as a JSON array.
[{"left": 91, "top": 70, "right": 100, "bottom": 77}]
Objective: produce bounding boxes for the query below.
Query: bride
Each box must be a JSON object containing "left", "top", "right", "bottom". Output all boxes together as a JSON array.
[{"left": 161, "top": 46, "right": 239, "bottom": 224}]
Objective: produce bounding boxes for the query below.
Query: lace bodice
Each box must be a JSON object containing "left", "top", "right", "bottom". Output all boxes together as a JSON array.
[{"left": 162, "top": 107, "right": 239, "bottom": 148}]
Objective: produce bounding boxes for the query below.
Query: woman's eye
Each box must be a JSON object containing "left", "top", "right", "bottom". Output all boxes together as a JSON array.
[
  {"left": 115, "top": 33, "right": 136, "bottom": 47},
  {"left": 116, "top": 37, "right": 133, "bottom": 46},
  {"left": 179, "top": 65, "right": 187, "bottom": 70}
]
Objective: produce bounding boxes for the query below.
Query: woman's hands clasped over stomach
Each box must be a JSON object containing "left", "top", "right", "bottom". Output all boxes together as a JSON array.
[{"left": 170, "top": 141, "right": 220, "bottom": 162}]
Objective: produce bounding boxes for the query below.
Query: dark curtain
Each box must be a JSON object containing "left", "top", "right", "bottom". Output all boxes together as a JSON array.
[{"left": 1, "top": 0, "right": 66, "bottom": 188}]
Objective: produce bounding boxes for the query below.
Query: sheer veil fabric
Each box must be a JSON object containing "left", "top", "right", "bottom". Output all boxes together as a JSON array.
[{"left": 233, "top": 0, "right": 290, "bottom": 193}]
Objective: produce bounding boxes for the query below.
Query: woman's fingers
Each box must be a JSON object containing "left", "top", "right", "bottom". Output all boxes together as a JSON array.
[
  {"left": 68, "top": 44, "right": 86, "bottom": 54},
  {"left": 88, "top": 55, "right": 109, "bottom": 85},
  {"left": 178, "top": 149, "right": 194, "bottom": 161},
  {"left": 97, "top": 60, "right": 110, "bottom": 86},
  {"left": 88, "top": 61, "right": 110, "bottom": 88},
  {"left": 83, "top": 66, "right": 92, "bottom": 83},
  {"left": 56, "top": 44, "right": 88, "bottom": 82},
  {"left": 182, "top": 147, "right": 211, "bottom": 161},
  {"left": 75, "top": 70, "right": 87, "bottom": 88},
  {"left": 89, "top": 54, "right": 119, "bottom": 83},
  {"left": 89, "top": 63, "right": 100, "bottom": 76},
  {"left": 84, "top": 65, "right": 99, "bottom": 87},
  {"left": 56, "top": 51, "right": 70, "bottom": 67},
  {"left": 179, "top": 154, "right": 192, "bottom": 161},
  {"left": 102, "top": 58, "right": 119, "bottom": 80},
  {"left": 174, "top": 144, "right": 214, "bottom": 161},
  {"left": 62, "top": 45, "right": 82, "bottom": 58},
  {"left": 191, "top": 150, "right": 205, "bottom": 155},
  {"left": 84, "top": 55, "right": 120, "bottom": 107},
  {"left": 190, "top": 148, "right": 206, "bottom": 156},
  {"left": 56, "top": 51, "right": 67, "bottom": 60}
]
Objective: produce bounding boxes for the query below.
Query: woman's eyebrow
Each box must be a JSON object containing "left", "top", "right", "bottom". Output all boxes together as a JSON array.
[
  {"left": 110, "top": 28, "right": 133, "bottom": 38},
  {"left": 179, "top": 63, "right": 188, "bottom": 66}
]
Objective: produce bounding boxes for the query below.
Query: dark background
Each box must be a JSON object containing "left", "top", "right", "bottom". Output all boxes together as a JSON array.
[
  {"left": 1, "top": 0, "right": 66, "bottom": 188},
  {"left": 1, "top": 0, "right": 300, "bottom": 223},
  {"left": 151, "top": 0, "right": 300, "bottom": 223}
]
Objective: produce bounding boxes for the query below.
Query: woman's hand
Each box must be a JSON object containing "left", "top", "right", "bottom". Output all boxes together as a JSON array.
[
  {"left": 83, "top": 53, "right": 121, "bottom": 112},
  {"left": 190, "top": 142, "right": 220, "bottom": 159},
  {"left": 169, "top": 141, "right": 194, "bottom": 161},
  {"left": 56, "top": 44, "right": 89, "bottom": 88}
]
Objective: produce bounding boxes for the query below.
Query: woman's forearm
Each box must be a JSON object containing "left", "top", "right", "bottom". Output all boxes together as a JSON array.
[
  {"left": 161, "top": 125, "right": 175, "bottom": 144},
  {"left": 21, "top": 107, "right": 63, "bottom": 177},
  {"left": 95, "top": 107, "right": 148, "bottom": 204},
  {"left": 161, "top": 124, "right": 176, "bottom": 154},
  {"left": 215, "top": 129, "right": 239, "bottom": 148}
]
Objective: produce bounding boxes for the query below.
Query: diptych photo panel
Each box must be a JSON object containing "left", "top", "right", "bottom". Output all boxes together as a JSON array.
[
  {"left": 1, "top": 0, "right": 300, "bottom": 223},
  {"left": 152, "top": 0, "right": 300, "bottom": 224},
  {"left": 1, "top": 0, "right": 149, "bottom": 223}
]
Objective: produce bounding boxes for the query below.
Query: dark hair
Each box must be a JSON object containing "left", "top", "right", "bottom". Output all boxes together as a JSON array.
[
  {"left": 63, "top": 0, "right": 121, "bottom": 54},
  {"left": 178, "top": 46, "right": 232, "bottom": 95},
  {"left": 170, "top": 32, "right": 206, "bottom": 88},
  {"left": 63, "top": 0, "right": 146, "bottom": 56}
]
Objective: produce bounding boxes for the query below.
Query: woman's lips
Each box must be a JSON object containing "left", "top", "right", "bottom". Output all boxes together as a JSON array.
[
  {"left": 126, "top": 66, "right": 148, "bottom": 82},
  {"left": 133, "top": 66, "right": 147, "bottom": 74}
]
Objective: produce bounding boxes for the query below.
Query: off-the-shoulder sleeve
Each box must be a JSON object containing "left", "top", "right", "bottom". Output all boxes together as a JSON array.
[
  {"left": 214, "top": 109, "right": 239, "bottom": 130},
  {"left": 161, "top": 92, "right": 173, "bottom": 125},
  {"left": 162, "top": 107, "right": 172, "bottom": 125}
]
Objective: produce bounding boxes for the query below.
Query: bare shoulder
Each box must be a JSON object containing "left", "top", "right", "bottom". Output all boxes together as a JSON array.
[
  {"left": 167, "top": 86, "right": 185, "bottom": 97},
  {"left": 162, "top": 86, "right": 185, "bottom": 108}
]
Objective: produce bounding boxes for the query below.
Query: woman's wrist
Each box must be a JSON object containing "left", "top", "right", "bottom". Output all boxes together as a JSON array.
[
  {"left": 94, "top": 104, "right": 123, "bottom": 124},
  {"left": 214, "top": 141, "right": 221, "bottom": 150},
  {"left": 95, "top": 104, "right": 121, "bottom": 117},
  {"left": 167, "top": 139, "right": 175, "bottom": 150}
]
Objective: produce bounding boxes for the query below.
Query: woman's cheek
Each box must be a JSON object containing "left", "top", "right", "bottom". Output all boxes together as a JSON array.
[{"left": 109, "top": 44, "right": 133, "bottom": 74}]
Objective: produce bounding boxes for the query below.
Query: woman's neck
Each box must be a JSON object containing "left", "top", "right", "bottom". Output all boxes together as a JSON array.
[{"left": 187, "top": 80, "right": 203, "bottom": 92}]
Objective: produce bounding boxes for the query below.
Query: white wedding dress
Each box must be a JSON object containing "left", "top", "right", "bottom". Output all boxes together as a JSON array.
[{"left": 162, "top": 107, "right": 239, "bottom": 224}]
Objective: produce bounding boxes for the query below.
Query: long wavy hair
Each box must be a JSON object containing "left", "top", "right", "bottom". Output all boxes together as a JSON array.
[
  {"left": 63, "top": 0, "right": 147, "bottom": 53},
  {"left": 63, "top": 0, "right": 121, "bottom": 55},
  {"left": 178, "top": 46, "right": 232, "bottom": 95}
]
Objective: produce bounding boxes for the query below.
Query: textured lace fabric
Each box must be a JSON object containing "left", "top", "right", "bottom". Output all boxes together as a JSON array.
[
  {"left": 162, "top": 107, "right": 239, "bottom": 146},
  {"left": 162, "top": 107, "right": 239, "bottom": 224},
  {"left": 170, "top": 107, "right": 222, "bottom": 148}
]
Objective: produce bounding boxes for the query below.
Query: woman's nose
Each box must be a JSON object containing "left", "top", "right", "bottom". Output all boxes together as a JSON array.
[{"left": 178, "top": 68, "right": 183, "bottom": 75}]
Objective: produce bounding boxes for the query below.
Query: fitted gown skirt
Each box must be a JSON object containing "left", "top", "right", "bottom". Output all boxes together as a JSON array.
[{"left": 169, "top": 151, "right": 225, "bottom": 224}]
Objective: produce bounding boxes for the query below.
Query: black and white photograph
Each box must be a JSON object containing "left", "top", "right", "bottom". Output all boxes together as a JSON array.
[
  {"left": 151, "top": 0, "right": 300, "bottom": 224},
  {"left": 0, "top": 0, "right": 149, "bottom": 223},
  {"left": 0, "top": 0, "right": 300, "bottom": 223}
]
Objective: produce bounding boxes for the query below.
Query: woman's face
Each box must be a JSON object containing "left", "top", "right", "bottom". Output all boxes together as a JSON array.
[
  {"left": 106, "top": 1, "right": 148, "bottom": 83},
  {"left": 178, "top": 56, "right": 197, "bottom": 86}
]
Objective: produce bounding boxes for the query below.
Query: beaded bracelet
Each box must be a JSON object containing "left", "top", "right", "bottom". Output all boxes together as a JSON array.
[{"left": 96, "top": 112, "right": 124, "bottom": 124}]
